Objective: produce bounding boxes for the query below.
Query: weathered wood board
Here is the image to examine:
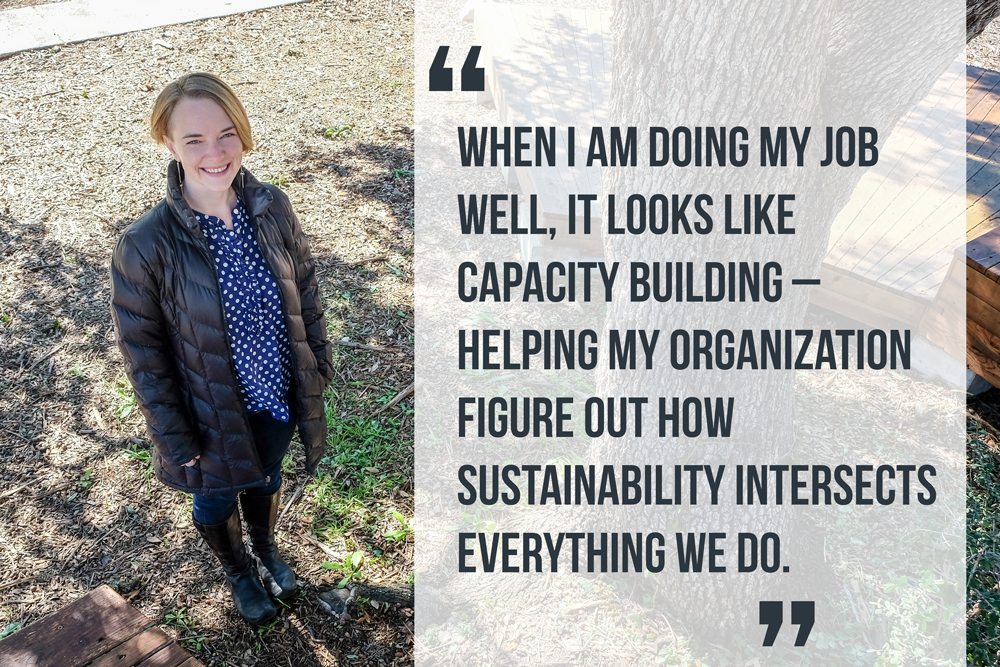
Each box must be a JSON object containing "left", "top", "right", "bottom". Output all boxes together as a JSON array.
[{"left": 0, "top": 585, "right": 204, "bottom": 667}]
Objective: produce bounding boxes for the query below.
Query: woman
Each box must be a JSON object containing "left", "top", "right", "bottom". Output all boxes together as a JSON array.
[{"left": 110, "top": 73, "right": 334, "bottom": 625}]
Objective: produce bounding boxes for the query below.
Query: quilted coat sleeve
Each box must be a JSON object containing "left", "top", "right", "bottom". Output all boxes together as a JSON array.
[
  {"left": 110, "top": 233, "right": 200, "bottom": 466},
  {"left": 284, "top": 199, "right": 335, "bottom": 385}
]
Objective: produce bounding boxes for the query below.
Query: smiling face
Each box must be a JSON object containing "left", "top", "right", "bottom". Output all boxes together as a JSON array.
[{"left": 162, "top": 96, "right": 243, "bottom": 200}]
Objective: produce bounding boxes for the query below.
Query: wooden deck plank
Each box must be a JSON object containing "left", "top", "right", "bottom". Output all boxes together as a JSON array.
[
  {"left": 966, "top": 232, "right": 1000, "bottom": 283},
  {"left": 0, "top": 585, "right": 150, "bottom": 667},
  {"left": 89, "top": 628, "right": 172, "bottom": 667},
  {"left": 968, "top": 317, "right": 1000, "bottom": 381},
  {"left": 826, "top": 63, "right": 965, "bottom": 273},
  {"left": 968, "top": 87, "right": 1000, "bottom": 175},
  {"left": 967, "top": 65, "right": 1000, "bottom": 121},
  {"left": 864, "top": 146, "right": 966, "bottom": 288},
  {"left": 842, "top": 146, "right": 962, "bottom": 280},
  {"left": 810, "top": 265, "right": 928, "bottom": 330},
  {"left": 824, "top": 59, "right": 965, "bottom": 311},
  {"left": 135, "top": 642, "right": 199, "bottom": 667}
]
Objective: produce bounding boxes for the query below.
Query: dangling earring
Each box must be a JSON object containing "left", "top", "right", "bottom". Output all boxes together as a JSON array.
[
  {"left": 176, "top": 161, "right": 184, "bottom": 188},
  {"left": 239, "top": 166, "right": 246, "bottom": 192}
]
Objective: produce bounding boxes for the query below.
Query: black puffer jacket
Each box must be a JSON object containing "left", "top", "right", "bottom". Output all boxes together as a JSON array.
[{"left": 111, "top": 162, "right": 334, "bottom": 496}]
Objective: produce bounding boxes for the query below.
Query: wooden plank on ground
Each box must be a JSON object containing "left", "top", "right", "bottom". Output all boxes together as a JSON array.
[
  {"left": 967, "top": 290, "right": 1000, "bottom": 341},
  {"left": 0, "top": 585, "right": 150, "bottom": 667},
  {"left": 89, "top": 628, "right": 172, "bottom": 667},
  {"left": 135, "top": 641, "right": 200, "bottom": 667}
]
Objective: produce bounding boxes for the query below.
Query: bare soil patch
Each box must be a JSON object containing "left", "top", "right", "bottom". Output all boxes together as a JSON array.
[{"left": 0, "top": 1, "right": 414, "bottom": 665}]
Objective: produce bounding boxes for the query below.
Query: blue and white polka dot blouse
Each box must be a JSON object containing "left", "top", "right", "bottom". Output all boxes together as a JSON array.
[{"left": 194, "top": 196, "right": 293, "bottom": 422}]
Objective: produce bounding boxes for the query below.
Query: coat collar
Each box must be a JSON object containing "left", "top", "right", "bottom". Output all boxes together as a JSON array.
[{"left": 165, "top": 160, "right": 274, "bottom": 236}]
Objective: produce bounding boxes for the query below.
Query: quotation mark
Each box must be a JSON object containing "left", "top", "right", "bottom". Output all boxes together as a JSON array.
[
  {"left": 429, "top": 46, "right": 485, "bottom": 92},
  {"left": 759, "top": 600, "right": 815, "bottom": 646}
]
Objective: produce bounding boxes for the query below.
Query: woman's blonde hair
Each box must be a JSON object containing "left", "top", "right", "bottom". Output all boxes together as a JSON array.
[{"left": 149, "top": 72, "right": 253, "bottom": 152}]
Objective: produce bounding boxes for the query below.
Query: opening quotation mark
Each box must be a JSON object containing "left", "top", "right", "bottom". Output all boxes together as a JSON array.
[
  {"left": 429, "top": 46, "right": 485, "bottom": 92},
  {"left": 759, "top": 601, "right": 815, "bottom": 646}
]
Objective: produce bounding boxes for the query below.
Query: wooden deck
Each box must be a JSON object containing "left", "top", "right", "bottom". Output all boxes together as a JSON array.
[
  {"left": 811, "top": 57, "right": 968, "bottom": 361},
  {"left": 0, "top": 585, "right": 204, "bottom": 667},
  {"left": 965, "top": 66, "right": 1000, "bottom": 385}
]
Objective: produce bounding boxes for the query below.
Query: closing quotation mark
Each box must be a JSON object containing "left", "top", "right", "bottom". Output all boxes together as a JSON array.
[
  {"left": 759, "top": 601, "right": 815, "bottom": 646},
  {"left": 429, "top": 46, "right": 485, "bottom": 91}
]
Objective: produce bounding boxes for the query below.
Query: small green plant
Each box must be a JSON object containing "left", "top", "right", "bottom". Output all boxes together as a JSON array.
[
  {"left": 77, "top": 468, "right": 93, "bottom": 489},
  {"left": 383, "top": 510, "right": 412, "bottom": 542},
  {"left": 324, "top": 124, "right": 352, "bottom": 138},
  {"left": 115, "top": 380, "right": 137, "bottom": 421},
  {"left": 80, "top": 90, "right": 88, "bottom": 99},
  {"left": 390, "top": 79, "right": 403, "bottom": 89},
  {"left": 257, "top": 616, "right": 281, "bottom": 638},
  {"left": 269, "top": 173, "right": 288, "bottom": 188},
  {"left": 0, "top": 622, "right": 21, "bottom": 641},
  {"left": 321, "top": 550, "right": 364, "bottom": 588},
  {"left": 69, "top": 363, "right": 89, "bottom": 377},
  {"left": 181, "top": 635, "right": 207, "bottom": 651},
  {"left": 165, "top": 607, "right": 195, "bottom": 631},
  {"left": 393, "top": 168, "right": 414, "bottom": 180},
  {"left": 123, "top": 442, "right": 154, "bottom": 489}
]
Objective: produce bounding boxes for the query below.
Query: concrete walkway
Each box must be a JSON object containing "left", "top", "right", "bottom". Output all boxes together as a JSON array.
[{"left": 0, "top": 0, "right": 308, "bottom": 58}]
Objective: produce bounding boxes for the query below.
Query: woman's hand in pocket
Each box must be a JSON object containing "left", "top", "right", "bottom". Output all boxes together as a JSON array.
[{"left": 183, "top": 455, "right": 200, "bottom": 467}]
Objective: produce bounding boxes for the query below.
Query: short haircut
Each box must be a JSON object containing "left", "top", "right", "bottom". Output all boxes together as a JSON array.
[{"left": 149, "top": 72, "right": 253, "bottom": 152}]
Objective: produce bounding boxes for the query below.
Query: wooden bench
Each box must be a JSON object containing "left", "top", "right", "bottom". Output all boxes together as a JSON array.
[{"left": 0, "top": 585, "right": 204, "bottom": 667}]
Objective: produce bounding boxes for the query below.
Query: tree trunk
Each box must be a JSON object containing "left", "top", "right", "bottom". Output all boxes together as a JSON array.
[
  {"left": 597, "top": 0, "right": 963, "bottom": 641},
  {"left": 969, "top": 0, "right": 1000, "bottom": 41}
]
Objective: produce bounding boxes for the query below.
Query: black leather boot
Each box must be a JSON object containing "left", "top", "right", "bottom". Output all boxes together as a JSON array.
[
  {"left": 240, "top": 487, "right": 298, "bottom": 600},
  {"left": 193, "top": 509, "right": 277, "bottom": 625}
]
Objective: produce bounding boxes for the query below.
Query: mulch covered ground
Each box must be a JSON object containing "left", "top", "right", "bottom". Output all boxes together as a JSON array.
[{"left": 0, "top": 0, "right": 415, "bottom": 665}]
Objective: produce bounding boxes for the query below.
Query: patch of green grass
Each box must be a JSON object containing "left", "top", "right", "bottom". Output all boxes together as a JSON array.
[
  {"left": 123, "top": 441, "right": 155, "bottom": 490},
  {"left": 968, "top": 426, "right": 1000, "bottom": 665},
  {"left": 69, "top": 363, "right": 90, "bottom": 378},
  {"left": 324, "top": 124, "right": 352, "bottom": 138},
  {"left": 392, "top": 168, "right": 414, "bottom": 180},
  {"left": 256, "top": 616, "right": 281, "bottom": 638},
  {"left": 269, "top": 173, "right": 289, "bottom": 188},
  {"left": 305, "top": 389, "right": 411, "bottom": 543}
]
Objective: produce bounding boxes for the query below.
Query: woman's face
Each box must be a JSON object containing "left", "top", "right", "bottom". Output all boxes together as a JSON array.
[{"left": 162, "top": 96, "right": 243, "bottom": 197}]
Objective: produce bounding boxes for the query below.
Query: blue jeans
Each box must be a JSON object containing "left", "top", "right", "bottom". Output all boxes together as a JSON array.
[{"left": 192, "top": 408, "right": 296, "bottom": 525}]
